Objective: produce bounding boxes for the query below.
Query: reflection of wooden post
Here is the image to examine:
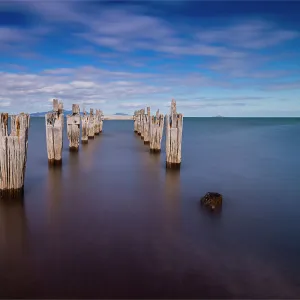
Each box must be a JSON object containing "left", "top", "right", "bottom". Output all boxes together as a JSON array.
[
  {"left": 165, "top": 99, "right": 183, "bottom": 169},
  {"left": 140, "top": 109, "right": 145, "bottom": 140},
  {"left": 0, "top": 198, "right": 27, "bottom": 256},
  {"left": 150, "top": 109, "right": 164, "bottom": 153},
  {"left": 0, "top": 113, "right": 30, "bottom": 197},
  {"left": 88, "top": 109, "right": 95, "bottom": 139},
  {"left": 67, "top": 104, "right": 80, "bottom": 151},
  {"left": 133, "top": 111, "right": 138, "bottom": 133},
  {"left": 143, "top": 107, "right": 151, "bottom": 145},
  {"left": 45, "top": 99, "right": 64, "bottom": 165},
  {"left": 99, "top": 110, "right": 104, "bottom": 133},
  {"left": 81, "top": 109, "right": 89, "bottom": 144}
]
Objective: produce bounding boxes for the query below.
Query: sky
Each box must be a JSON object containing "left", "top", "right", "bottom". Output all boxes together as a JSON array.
[{"left": 0, "top": 0, "right": 300, "bottom": 117}]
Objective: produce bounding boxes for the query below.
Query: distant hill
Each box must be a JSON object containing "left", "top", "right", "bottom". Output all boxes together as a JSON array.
[
  {"left": 30, "top": 111, "right": 48, "bottom": 117},
  {"left": 114, "top": 113, "right": 129, "bottom": 116},
  {"left": 31, "top": 110, "right": 84, "bottom": 117}
]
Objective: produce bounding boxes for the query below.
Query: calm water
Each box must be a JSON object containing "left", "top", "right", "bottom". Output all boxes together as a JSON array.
[{"left": 0, "top": 117, "right": 300, "bottom": 298}]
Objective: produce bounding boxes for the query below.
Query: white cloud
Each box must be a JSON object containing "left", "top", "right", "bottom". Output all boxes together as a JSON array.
[{"left": 0, "top": 67, "right": 171, "bottom": 113}]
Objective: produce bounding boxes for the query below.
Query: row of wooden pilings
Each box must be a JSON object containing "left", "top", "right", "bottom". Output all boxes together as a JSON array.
[
  {"left": 133, "top": 99, "right": 183, "bottom": 169},
  {"left": 46, "top": 99, "right": 104, "bottom": 165},
  {"left": 0, "top": 99, "right": 104, "bottom": 198}
]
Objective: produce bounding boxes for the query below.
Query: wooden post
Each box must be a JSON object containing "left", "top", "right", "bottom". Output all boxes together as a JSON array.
[
  {"left": 0, "top": 113, "right": 30, "bottom": 198},
  {"left": 150, "top": 109, "right": 164, "bottom": 153},
  {"left": 140, "top": 109, "right": 145, "bottom": 140},
  {"left": 88, "top": 108, "right": 95, "bottom": 139},
  {"left": 0, "top": 113, "right": 8, "bottom": 136},
  {"left": 67, "top": 104, "right": 80, "bottom": 151},
  {"left": 136, "top": 110, "right": 141, "bottom": 135},
  {"left": 81, "top": 108, "right": 89, "bottom": 144},
  {"left": 133, "top": 111, "right": 138, "bottom": 133},
  {"left": 94, "top": 109, "right": 100, "bottom": 135},
  {"left": 45, "top": 99, "right": 64, "bottom": 165},
  {"left": 165, "top": 99, "right": 183, "bottom": 169},
  {"left": 143, "top": 107, "right": 151, "bottom": 144},
  {"left": 99, "top": 110, "right": 104, "bottom": 133}
]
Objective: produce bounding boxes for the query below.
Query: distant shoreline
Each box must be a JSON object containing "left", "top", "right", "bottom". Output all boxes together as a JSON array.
[{"left": 103, "top": 115, "right": 133, "bottom": 120}]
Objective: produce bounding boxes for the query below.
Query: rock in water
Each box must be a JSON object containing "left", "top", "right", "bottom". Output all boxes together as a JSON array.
[{"left": 201, "top": 192, "right": 223, "bottom": 210}]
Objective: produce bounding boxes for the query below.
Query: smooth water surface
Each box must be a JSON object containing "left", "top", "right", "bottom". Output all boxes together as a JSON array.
[{"left": 0, "top": 117, "right": 300, "bottom": 298}]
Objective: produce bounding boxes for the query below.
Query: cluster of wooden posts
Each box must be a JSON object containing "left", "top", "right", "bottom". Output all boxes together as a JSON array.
[
  {"left": 0, "top": 99, "right": 104, "bottom": 198},
  {"left": 0, "top": 99, "right": 180, "bottom": 197},
  {"left": 133, "top": 99, "right": 183, "bottom": 169},
  {"left": 46, "top": 99, "right": 104, "bottom": 165}
]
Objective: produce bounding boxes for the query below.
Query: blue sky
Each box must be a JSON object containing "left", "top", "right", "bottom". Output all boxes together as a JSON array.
[{"left": 0, "top": 0, "right": 300, "bottom": 116}]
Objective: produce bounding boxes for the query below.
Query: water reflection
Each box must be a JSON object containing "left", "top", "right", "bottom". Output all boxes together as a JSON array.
[
  {"left": 46, "top": 165, "right": 63, "bottom": 222},
  {"left": 0, "top": 199, "right": 27, "bottom": 258},
  {"left": 79, "top": 137, "right": 99, "bottom": 172},
  {"left": 163, "top": 169, "right": 181, "bottom": 230},
  {"left": 68, "top": 150, "right": 80, "bottom": 177}
]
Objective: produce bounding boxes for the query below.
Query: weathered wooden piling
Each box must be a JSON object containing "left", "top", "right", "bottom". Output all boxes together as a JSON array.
[
  {"left": 45, "top": 99, "right": 64, "bottom": 165},
  {"left": 143, "top": 107, "right": 151, "bottom": 144},
  {"left": 0, "top": 113, "right": 8, "bottom": 136},
  {"left": 150, "top": 109, "right": 164, "bottom": 153},
  {"left": 140, "top": 109, "right": 145, "bottom": 140},
  {"left": 81, "top": 109, "right": 89, "bottom": 144},
  {"left": 133, "top": 111, "right": 138, "bottom": 133},
  {"left": 165, "top": 99, "right": 183, "bottom": 169},
  {"left": 94, "top": 109, "right": 100, "bottom": 135},
  {"left": 67, "top": 104, "right": 80, "bottom": 151},
  {"left": 0, "top": 113, "right": 30, "bottom": 197},
  {"left": 136, "top": 110, "right": 141, "bottom": 135},
  {"left": 99, "top": 110, "right": 104, "bottom": 133},
  {"left": 88, "top": 108, "right": 95, "bottom": 139}
]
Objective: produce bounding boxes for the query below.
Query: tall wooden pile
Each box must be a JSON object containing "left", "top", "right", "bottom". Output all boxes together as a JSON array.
[
  {"left": 150, "top": 109, "right": 164, "bottom": 153},
  {"left": 88, "top": 108, "right": 95, "bottom": 139},
  {"left": 67, "top": 104, "right": 80, "bottom": 151},
  {"left": 143, "top": 107, "right": 151, "bottom": 144},
  {"left": 99, "top": 110, "right": 104, "bottom": 133},
  {"left": 0, "top": 112, "right": 30, "bottom": 197},
  {"left": 140, "top": 109, "right": 145, "bottom": 140},
  {"left": 165, "top": 99, "right": 183, "bottom": 169},
  {"left": 81, "top": 109, "right": 89, "bottom": 144},
  {"left": 136, "top": 110, "right": 141, "bottom": 135},
  {"left": 133, "top": 111, "right": 138, "bottom": 133},
  {"left": 45, "top": 99, "right": 64, "bottom": 165},
  {"left": 94, "top": 109, "right": 100, "bottom": 135}
]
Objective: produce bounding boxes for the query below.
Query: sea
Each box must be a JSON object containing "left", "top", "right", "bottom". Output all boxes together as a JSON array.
[{"left": 0, "top": 117, "right": 300, "bottom": 298}]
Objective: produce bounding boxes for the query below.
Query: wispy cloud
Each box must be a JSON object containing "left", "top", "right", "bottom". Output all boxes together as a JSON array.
[
  {"left": 197, "top": 20, "right": 299, "bottom": 49},
  {"left": 262, "top": 80, "right": 300, "bottom": 91},
  {"left": 0, "top": 68, "right": 170, "bottom": 112}
]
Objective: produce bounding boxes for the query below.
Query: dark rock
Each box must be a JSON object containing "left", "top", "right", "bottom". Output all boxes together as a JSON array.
[{"left": 201, "top": 192, "right": 222, "bottom": 210}]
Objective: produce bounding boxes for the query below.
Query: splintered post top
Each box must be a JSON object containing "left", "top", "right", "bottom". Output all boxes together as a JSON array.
[
  {"left": 72, "top": 104, "right": 80, "bottom": 115},
  {"left": 53, "top": 99, "right": 59, "bottom": 112},
  {"left": 171, "top": 99, "right": 177, "bottom": 128},
  {"left": 58, "top": 101, "right": 63, "bottom": 113},
  {"left": 171, "top": 99, "right": 176, "bottom": 115},
  {"left": 147, "top": 107, "right": 150, "bottom": 116},
  {"left": 90, "top": 108, "right": 94, "bottom": 115}
]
